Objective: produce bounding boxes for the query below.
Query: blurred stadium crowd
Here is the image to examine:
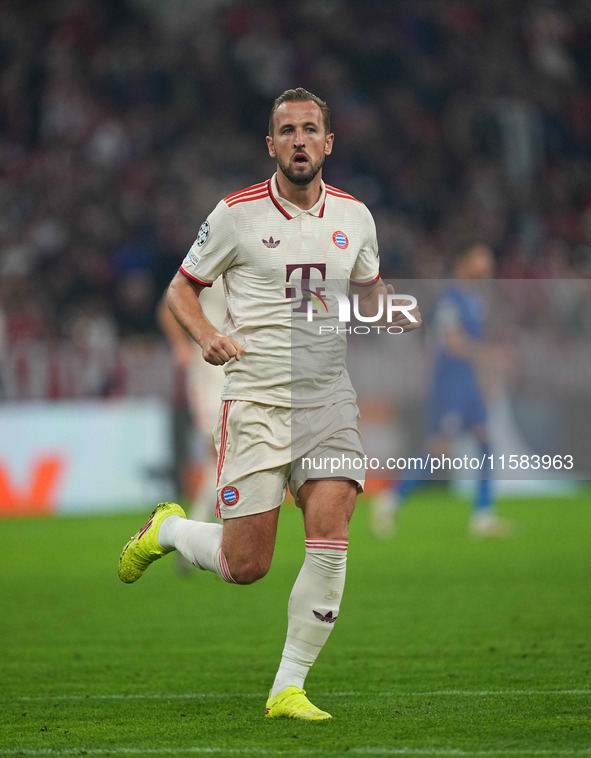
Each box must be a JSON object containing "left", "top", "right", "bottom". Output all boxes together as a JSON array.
[{"left": 1, "top": 0, "right": 591, "bottom": 393}]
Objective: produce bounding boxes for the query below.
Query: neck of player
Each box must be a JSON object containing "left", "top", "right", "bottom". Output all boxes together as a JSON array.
[{"left": 275, "top": 169, "right": 323, "bottom": 211}]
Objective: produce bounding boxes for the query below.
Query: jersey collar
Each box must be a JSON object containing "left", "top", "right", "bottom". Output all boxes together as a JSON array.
[{"left": 268, "top": 173, "right": 326, "bottom": 220}]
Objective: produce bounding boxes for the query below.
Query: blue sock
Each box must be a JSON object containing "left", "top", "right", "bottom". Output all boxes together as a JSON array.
[
  {"left": 397, "top": 453, "right": 431, "bottom": 501},
  {"left": 475, "top": 443, "right": 493, "bottom": 512}
]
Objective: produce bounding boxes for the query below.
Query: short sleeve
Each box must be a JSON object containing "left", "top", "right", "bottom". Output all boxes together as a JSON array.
[
  {"left": 350, "top": 205, "right": 380, "bottom": 286},
  {"left": 180, "top": 201, "right": 238, "bottom": 286}
]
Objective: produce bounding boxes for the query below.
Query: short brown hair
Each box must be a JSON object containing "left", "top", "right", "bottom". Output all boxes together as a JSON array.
[{"left": 268, "top": 88, "right": 331, "bottom": 136}]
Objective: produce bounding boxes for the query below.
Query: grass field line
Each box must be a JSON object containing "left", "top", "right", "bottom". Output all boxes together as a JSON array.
[
  {"left": 0, "top": 747, "right": 590, "bottom": 757},
  {"left": 6, "top": 688, "right": 591, "bottom": 703}
]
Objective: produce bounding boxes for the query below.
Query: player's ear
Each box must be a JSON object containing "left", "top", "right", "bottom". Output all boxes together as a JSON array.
[
  {"left": 324, "top": 132, "right": 334, "bottom": 156},
  {"left": 266, "top": 135, "right": 276, "bottom": 158}
]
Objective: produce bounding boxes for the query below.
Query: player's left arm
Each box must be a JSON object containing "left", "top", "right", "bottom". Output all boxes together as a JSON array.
[
  {"left": 351, "top": 279, "right": 422, "bottom": 332},
  {"left": 349, "top": 206, "right": 421, "bottom": 332}
]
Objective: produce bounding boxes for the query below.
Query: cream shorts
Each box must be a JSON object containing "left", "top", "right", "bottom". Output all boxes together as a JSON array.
[{"left": 213, "top": 399, "right": 365, "bottom": 519}]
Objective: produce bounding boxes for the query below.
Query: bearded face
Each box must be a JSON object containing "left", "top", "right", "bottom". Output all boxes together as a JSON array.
[
  {"left": 275, "top": 151, "right": 326, "bottom": 186},
  {"left": 267, "top": 100, "right": 333, "bottom": 190}
]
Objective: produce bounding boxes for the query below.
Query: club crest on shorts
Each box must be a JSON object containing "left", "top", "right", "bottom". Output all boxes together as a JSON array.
[
  {"left": 196, "top": 220, "right": 210, "bottom": 247},
  {"left": 332, "top": 231, "right": 348, "bottom": 249},
  {"left": 220, "top": 486, "right": 239, "bottom": 506}
]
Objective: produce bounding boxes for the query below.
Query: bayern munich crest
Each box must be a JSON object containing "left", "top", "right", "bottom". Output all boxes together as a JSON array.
[
  {"left": 220, "top": 486, "right": 239, "bottom": 506},
  {"left": 196, "top": 220, "right": 210, "bottom": 247},
  {"left": 332, "top": 231, "right": 349, "bottom": 249}
]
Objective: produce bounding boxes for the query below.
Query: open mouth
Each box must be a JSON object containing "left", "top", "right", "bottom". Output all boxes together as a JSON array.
[{"left": 293, "top": 153, "right": 309, "bottom": 166}]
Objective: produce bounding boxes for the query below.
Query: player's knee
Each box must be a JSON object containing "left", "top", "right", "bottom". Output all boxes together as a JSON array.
[
  {"left": 228, "top": 557, "right": 270, "bottom": 585},
  {"left": 308, "top": 512, "right": 351, "bottom": 542},
  {"left": 232, "top": 567, "right": 268, "bottom": 585}
]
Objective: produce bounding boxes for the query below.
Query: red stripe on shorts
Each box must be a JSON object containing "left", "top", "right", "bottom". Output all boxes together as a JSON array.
[{"left": 215, "top": 400, "right": 232, "bottom": 518}]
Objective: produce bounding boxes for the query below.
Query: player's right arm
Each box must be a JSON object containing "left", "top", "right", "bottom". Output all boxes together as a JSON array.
[
  {"left": 157, "top": 294, "right": 196, "bottom": 369},
  {"left": 169, "top": 201, "right": 242, "bottom": 366},
  {"left": 166, "top": 273, "right": 243, "bottom": 366}
]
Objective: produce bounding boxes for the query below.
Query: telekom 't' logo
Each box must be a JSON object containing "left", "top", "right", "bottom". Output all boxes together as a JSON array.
[{"left": 285, "top": 264, "right": 327, "bottom": 314}]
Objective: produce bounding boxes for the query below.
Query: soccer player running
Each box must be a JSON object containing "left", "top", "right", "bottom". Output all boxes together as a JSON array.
[
  {"left": 118, "top": 88, "right": 421, "bottom": 720},
  {"left": 372, "top": 242, "right": 512, "bottom": 539}
]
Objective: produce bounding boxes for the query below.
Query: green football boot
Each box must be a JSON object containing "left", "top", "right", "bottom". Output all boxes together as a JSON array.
[
  {"left": 265, "top": 687, "right": 332, "bottom": 720},
  {"left": 118, "top": 502, "right": 186, "bottom": 584}
]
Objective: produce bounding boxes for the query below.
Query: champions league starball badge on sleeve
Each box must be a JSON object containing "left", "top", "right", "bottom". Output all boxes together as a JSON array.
[{"left": 196, "top": 220, "right": 210, "bottom": 247}]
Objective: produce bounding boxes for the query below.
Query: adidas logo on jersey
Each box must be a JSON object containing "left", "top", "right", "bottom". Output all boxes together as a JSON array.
[
  {"left": 313, "top": 610, "right": 337, "bottom": 623},
  {"left": 263, "top": 237, "right": 280, "bottom": 248}
]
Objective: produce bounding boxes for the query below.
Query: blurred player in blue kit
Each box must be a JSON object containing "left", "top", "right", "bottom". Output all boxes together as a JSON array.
[{"left": 373, "top": 242, "right": 512, "bottom": 539}]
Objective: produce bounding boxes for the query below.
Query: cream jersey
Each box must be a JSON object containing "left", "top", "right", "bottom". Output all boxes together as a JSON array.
[{"left": 180, "top": 173, "right": 380, "bottom": 408}]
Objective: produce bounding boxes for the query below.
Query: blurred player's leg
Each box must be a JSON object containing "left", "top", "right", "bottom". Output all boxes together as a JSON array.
[
  {"left": 189, "top": 449, "right": 218, "bottom": 523},
  {"left": 468, "top": 430, "right": 513, "bottom": 538},
  {"left": 370, "top": 484, "right": 400, "bottom": 539},
  {"left": 370, "top": 451, "right": 431, "bottom": 539}
]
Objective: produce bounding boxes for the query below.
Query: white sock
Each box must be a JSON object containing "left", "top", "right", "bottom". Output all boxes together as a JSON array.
[
  {"left": 270, "top": 538, "right": 348, "bottom": 697},
  {"left": 158, "top": 515, "right": 235, "bottom": 583}
]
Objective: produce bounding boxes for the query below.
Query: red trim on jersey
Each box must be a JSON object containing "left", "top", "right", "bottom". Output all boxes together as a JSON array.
[
  {"left": 224, "top": 181, "right": 268, "bottom": 202},
  {"left": 350, "top": 273, "right": 380, "bottom": 287},
  {"left": 226, "top": 191, "right": 269, "bottom": 207},
  {"left": 318, "top": 198, "right": 326, "bottom": 218},
  {"left": 215, "top": 400, "right": 232, "bottom": 518},
  {"left": 326, "top": 187, "right": 363, "bottom": 204},
  {"left": 325, "top": 184, "right": 349, "bottom": 192},
  {"left": 267, "top": 179, "right": 293, "bottom": 220},
  {"left": 326, "top": 187, "right": 356, "bottom": 197},
  {"left": 179, "top": 266, "right": 213, "bottom": 287},
  {"left": 326, "top": 188, "right": 363, "bottom": 205}
]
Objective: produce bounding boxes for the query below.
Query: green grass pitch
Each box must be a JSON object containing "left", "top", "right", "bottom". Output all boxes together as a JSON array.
[{"left": 1, "top": 490, "right": 590, "bottom": 757}]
